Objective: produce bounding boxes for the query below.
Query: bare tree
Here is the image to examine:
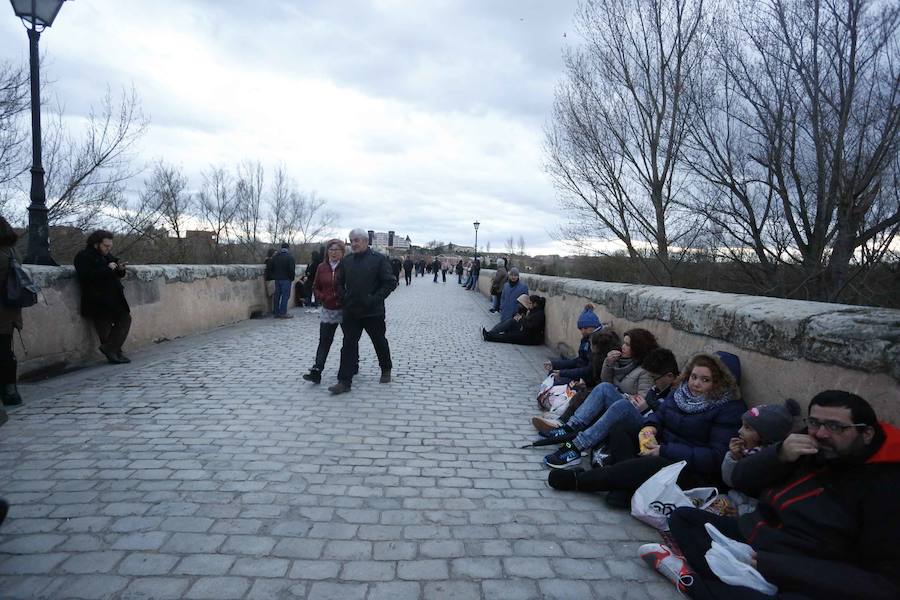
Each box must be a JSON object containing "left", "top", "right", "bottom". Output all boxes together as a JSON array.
[
  {"left": 133, "top": 161, "right": 193, "bottom": 261},
  {"left": 233, "top": 160, "right": 264, "bottom": 260},
  {"left": 690, "top": 0, "right": 900, "bottom": 301},
  {"left": 266, "top": 164, "right": 291, "bottom": 245},
  {"left": 546, "top": 0, "right": 711, "bottom": 284},
  {"left": 287, "top": 190, "right": 337, "bottom": 248},
  {"left": 517, "top": 235, "right": 526, "bottom": 256},
  {"left": 197, "top": 165, "right": 236, "bottom": 261},
  {"left": 0, "top": 60, "right": 28, "bottom": 216},
  {"left": 505, "top": 236, "right": 515, "bottom": 255},
  {"left": 41, "top": 86, "right": 148, "bottom": 229}
]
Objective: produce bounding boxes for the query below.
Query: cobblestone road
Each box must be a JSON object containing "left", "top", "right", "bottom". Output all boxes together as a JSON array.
[{"left": 0, "top": 275, "right": 679, "bottom": 599}]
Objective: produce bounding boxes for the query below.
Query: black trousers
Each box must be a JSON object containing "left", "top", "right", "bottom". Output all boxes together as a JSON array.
[
  {"left": 483, "top": 329, "right": 539, "bottom": 345},
  {"left": 314, "top": 322, "right": 340, "bottom": 371},
  {"left": 94, "top": 313, "right": 132, "bottom": 353},
  {"left": 337, "top": 315, "right": 392, "bottom": 382},
  {"left": 403, "top": 269, "right": 412, "bottom": 285},
  {"left": 668, "top": 508, "right": 769, "bottom": 600},
  {"left": 441, "top": 269, "right": 447, "bottom": 282},
  {"left": 0, "top": 334, "right": 15, "bottom": 384}
]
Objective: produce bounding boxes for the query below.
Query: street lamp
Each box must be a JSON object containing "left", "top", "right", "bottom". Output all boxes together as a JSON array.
[
  {"left": 473, "top": 220, "right": 480, "bottom": 261},
  {"left": 10, "top": 0, "right": 70, "bottom": 265}
]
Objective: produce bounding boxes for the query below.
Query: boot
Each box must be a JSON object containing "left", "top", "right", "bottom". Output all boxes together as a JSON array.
[
  {"left": 302, "top": 367, "right": 322, "bottom": 384},
  {"left": 0, "top": 404, "right": 8, "bottom": 427},
  {"left": 0, "top": 384, "right": 22, "bottom": 407}
]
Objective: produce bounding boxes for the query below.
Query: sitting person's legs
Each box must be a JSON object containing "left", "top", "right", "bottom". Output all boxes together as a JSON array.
[
  {"left": 567, "top": 383, "right": 626, "bottom": 431},
  {"left": 572, "top": 397, "right": 643, "bottom": 451},
  {"left": 488, "top": 317, "right": 519, "bottom": 335}
]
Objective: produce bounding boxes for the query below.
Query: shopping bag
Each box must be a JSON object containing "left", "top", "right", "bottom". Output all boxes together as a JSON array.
[
  {"left": 704, "top": 523, "right": 778, "bottom": 595},
  {"left": 630, "top": 461, "right": 688, "bottom": 531}
]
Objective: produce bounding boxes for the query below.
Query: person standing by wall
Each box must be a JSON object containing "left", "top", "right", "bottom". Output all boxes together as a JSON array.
[
  {"left": 329, "top": 228, "right": 398, "bottom": 395},
  {"left": 270, "top": 242, "right": 296, "bottom": 319},
  {"left": 455, "top": 259, "right": 464, "bottom": 284},
  {"left": 302, "top": 239, "right": 346, "bottom": 384},
  {"left": 0, "top": 217, "right": 24, "bottom": 408},
  {"left": 263, "top": 248, "right": 276, "bottom": 314}
]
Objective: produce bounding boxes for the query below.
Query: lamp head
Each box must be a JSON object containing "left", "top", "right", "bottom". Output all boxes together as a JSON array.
[
  {"left": 10, "top": 0, "right": 68, "bottom": 29},
  {"left": 473, "top": 220, "right": 480, "bottom": 231}
]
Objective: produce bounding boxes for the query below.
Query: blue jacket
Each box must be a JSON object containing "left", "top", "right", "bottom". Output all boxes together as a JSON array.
[
  {"left": 644, "top": 390, "right": 745, "bottom": 480},
  {"left": 550, "top": 336, "right": 593, "bottom": 383},
  {"left": 499, "top": 280, "right": 529, "bottom": 321}
]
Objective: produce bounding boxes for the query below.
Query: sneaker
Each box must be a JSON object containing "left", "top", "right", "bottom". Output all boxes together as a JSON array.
[
  {"left": 544, "top": 442, "right": 583, "bottom": 469},
  {"left": 328, "top": 381, "right": 352, "bottom": 395},
  {"left": 638, "top": 543, "right": 694, "bottom": 592},
  {"left": 531, "top": 415, "right": 562, "bottom": 433},
  {"left": 380, "top": 370, "right": 391, "bottom": 384},
  {"left": 540, "top": 425, "right": 577, "bottom": 443}
]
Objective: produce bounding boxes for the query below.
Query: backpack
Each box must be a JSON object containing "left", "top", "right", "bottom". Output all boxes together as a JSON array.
[{"left": 4, "top": 249, "right": 39, "bottom": 309}]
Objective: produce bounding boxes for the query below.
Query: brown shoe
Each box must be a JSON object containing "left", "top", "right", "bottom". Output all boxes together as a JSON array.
[
  {"left": 532, "top": 415, "right": 562, "bottom": 433},
  {"left": 328, "top": 381, "right": 352, "bottom": 395},
  {"left": 379, "top": 370, "right": 391, "bottom": 384}
]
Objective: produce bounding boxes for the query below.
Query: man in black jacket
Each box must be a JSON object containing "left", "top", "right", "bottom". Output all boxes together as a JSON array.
[
  {"left": 643, "top": 390, "right": 900, "bottom": 600},
  {"left": 329, "top": 229, "right": 398, "bottom": 394},
  {"left": 73, "top": 230, "right": 131, "bottom": 364},
  {"left": 270, "top": 242, "right": 296, "bottom": 319}
]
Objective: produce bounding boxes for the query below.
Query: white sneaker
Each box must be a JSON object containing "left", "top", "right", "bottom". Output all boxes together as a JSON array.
[{"left": 638, "top": 543, "right": 694, "bottom": 593}]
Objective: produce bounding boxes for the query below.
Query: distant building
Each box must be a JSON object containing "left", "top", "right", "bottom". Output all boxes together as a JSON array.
[{"left": 369, "top": 230, "right": 411, "bottom": 251}]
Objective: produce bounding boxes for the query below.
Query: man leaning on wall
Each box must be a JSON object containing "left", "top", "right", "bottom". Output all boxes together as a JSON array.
[{"left": 74, "top": 230, "right": 132, "bottom": 364}]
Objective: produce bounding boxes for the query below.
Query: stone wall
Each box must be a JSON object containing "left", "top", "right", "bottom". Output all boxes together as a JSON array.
[
  {"left": 17, "top": 265, "right": 302, "bottom": 378},
  {"left": 478, "top": 270, "right": 900, "bottom": 423}
]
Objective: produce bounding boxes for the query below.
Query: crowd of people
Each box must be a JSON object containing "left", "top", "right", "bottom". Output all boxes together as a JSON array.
[{"left": 505, "top": 299, "right": 900, "bottom": 599}]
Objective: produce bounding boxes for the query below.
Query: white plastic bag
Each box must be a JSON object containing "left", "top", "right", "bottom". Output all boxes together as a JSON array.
[
  {"left": 630, "top": 461, "right": 718, "bottom": 531},
  {"left": 538, "top": 375, "right": 555, "bottom": 395},
  {"left": 704, "top": 523, "right": 778, "bottom": 595}
]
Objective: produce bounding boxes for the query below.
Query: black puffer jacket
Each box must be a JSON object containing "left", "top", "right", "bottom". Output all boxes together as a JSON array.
[
  {"left": 338, "top": 248, "right": 397, "bottom": 318},
  {"left": 270, "top": 249, "right": 296, "bottom": 281},
  {"left": 73, "top": 247, "right": 129, "bottom": 318}
]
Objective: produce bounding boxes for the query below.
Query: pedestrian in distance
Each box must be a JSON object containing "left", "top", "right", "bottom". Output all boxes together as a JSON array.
[
  {"left": 402, "top": 256, "right": 414, "bottom": 286},
  {"left": 432, "top": 257, "right": 441, "bottom": 282},
  {"left": 74, "top": 230, "right": 132, "bottom": 364},
  {"left": 263, "top": 248, "right": 276, "bottom": 314},
  {"left": 329, "top": 228, "right": 398, "bottom": 395},
  {"left": 270, "top": 242, "right": 296, "bottom": 318},
  {"left": 302, "top": 239, "right": 347, "bottom": 384}
]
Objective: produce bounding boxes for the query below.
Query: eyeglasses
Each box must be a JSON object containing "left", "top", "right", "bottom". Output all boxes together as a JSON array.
[{"left": 804, "top": 417, "right": 869, "bottom": 434}]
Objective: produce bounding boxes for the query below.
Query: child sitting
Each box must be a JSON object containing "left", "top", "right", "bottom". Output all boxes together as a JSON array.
[{"left": 543, "top": 304, "right": 602, "bottom": 385}]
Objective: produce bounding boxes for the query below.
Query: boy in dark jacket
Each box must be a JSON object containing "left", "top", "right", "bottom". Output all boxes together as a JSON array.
[
  {"left": 544, "top": 304, "right": 602, "bottom": 384},
  {"left": 643, "top": 390, "right": 900, "bottom": 600}
]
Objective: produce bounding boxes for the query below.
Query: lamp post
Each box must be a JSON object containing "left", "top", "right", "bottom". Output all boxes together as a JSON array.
[
  {"left": 473, "top": 220, "right": 480, "bottom": 261},
  {"left": 10, "top": 0, "right": 69, "bottom": 266}
]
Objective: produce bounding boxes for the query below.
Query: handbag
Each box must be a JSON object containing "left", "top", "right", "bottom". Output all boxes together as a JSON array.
[
  {"left": 3, "top": 249, "right": 39, "bottom": 309},
  {"left": 630, "top": 460, "right": 718, "bottom": 531}
]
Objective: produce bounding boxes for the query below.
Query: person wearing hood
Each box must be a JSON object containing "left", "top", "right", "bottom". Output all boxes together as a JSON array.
[
  {"left": 548, "top": 352, "right": 745, "bottom": 507},
  {"left": 498, "top": 268, "right": 528, "bottom": 321},
  {"left": 644, "top": 390, "right": 900, "bottom": 600}
]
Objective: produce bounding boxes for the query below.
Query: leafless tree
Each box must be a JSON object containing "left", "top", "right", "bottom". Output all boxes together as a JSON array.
[
  {"left": 266, "top": 164, "right": 291, "bottom": 245},
  {"left": 41, "top": 86, "right": 148, "bottom": 229},
  {"left": 505, "top": 236, "right": 515, "bottom": 255},
  {"left": 0, "top": 60, "right": 29, "bottom": 216},
  {"left": 546, "top": 0, "right": 711, "bottom": 284},
  {"left": 130, "top": 160, "right": 193, "bottom": 261},
  {"left": 233, "top": 160, "right": 264, "bottom": 260},
  {"left": 517, "top": 235, "right": 526, "bottom": 256},
  {"left": 287, "top": 190, "right": 337, "bottom": 248},
  {"left": 689, "top": 0, "right": 900, "bottom": 301},
  {"left": 197, "top": 165, "right": 236, "bottom": 261}
]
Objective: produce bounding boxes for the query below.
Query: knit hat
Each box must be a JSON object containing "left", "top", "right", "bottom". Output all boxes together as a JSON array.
[
  {"left": 576, "top": 304, "right": 601, "bottom": 330},
  {"left": 508, "top": 267, "right": 520, "bottom": 277},
  {"left": 516, "top": 294, "right": 532, "bottom": 310},
  {"left": 742, "top": 399, "right": 801, "bottom": 445}
]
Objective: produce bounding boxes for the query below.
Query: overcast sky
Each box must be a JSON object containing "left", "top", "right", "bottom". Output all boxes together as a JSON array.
[{"left": 0, "top": 0, "right": 581, "bottom": 255}]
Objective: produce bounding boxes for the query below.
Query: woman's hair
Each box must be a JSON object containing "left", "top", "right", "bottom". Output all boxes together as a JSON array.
[
  {"left": 0, "top": 216, "right": 18, "bottom": 247},
  {"left": 677, "top": 353, "right": 741, "bottom": 400},
  {"left": 623, "top": 328, "right": 659, "bottom": 364},
  {"left": 86, "top": 229, "right": 114, "bottom": 248},
  {"left": 325, "top": 238, "right": 345, "bottom": 256},
  {"left": 589, "top": 329, "right": 621, "bottom": 381},
  {"left": 528, "top": 295, "right": 545, "bottom": 310},
  {"left": 266, "top": 248, "right": 276, "bottom": 258}
]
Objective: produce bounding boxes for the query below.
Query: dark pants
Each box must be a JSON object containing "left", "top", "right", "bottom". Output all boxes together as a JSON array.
[
  {"left": 314, "top": 322, "right": 340, "bottom": 371},
  {"left": 94, "top": 313, "right": 132, "bottom": 353},
  {"left": 433, "top": 270, "right": 439, "bottom": 282},
  {"left": 668, "top": 508, "right": 768, "bottom": 600},
  {"left": 441, "top": 269, "right": 447, "bottom": 282},
  {"left": 403, "top": 269, "right": 412, "bottom": 285},
  {"left": 337, "top": 315, "right": 392, "bottom": 382},
  {"left": 489, "top": 317, "right": 520, "bottom": 335},
  {"left": 483, "top": 329, "right": 538, "bottom": 345},
  {"left": 0, "top": 334, "right": 15, "bottom": 384},
  {"left": 457, "top": 272, "right": 462, "bottom": 283}
]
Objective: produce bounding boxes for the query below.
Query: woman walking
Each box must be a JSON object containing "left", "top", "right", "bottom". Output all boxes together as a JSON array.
[{"left": 302, "top": 239, "right": 346, "bottom": 383}]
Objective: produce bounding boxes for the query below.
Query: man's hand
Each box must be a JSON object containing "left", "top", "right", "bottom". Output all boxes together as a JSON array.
[
  {"left": 513, "top": 314, "right": 522, "bottom": 321},
  {"left": 641, "top": 443, "right": 661, "bottom": 457},
  {"left": 778, "top": 434, "right": 819, "bottom": 463},
  {"left": 108, "top": 262, "right": 118, "bottom": 270},
  {"left": 729, "top": 437, "right": 745, "bottom": 460},
  {"left": 629, "top": 394, "right": 648, "bottom": 413}
]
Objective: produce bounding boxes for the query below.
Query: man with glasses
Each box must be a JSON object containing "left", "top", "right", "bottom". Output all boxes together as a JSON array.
[
  {"left": 328, "top": 229, "right": 397, "bottom": 395},
  {"left": 649, "top": 390, "right": 900, "bottom": 599}
]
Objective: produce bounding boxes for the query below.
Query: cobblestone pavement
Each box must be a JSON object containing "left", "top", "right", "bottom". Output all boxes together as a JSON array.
[{"left": 0, "top": 275, "right": 680, "bottom": 599}]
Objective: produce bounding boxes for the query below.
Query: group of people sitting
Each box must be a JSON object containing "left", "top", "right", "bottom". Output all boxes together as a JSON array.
[
  {"left": 520, "top": 304, "right": 899, "bottom": 599},
  {"left": 479, "top": 266, "right": 547, "bottom": 345}
]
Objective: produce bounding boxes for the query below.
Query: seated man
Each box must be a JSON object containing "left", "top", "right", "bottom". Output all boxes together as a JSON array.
[{"left": 641, "top": 390, "right": 900, "bottom": 599}]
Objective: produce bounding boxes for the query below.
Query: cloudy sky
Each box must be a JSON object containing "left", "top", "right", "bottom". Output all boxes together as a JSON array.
[{"left": 0, "top": 0, "right": 581, "bottom": 255}]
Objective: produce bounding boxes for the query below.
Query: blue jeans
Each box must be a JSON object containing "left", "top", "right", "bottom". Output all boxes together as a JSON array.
[
  {"left": 274, "top": 280, "right": 292, "bottom": 315},
  {"left": 569, "top": 383, "right": 643, "bottom": 451}
]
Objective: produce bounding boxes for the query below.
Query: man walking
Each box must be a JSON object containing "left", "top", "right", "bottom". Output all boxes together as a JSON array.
[
  {"left": 74, "top": 230, "right": 132, "bottom": 364},
  {"left": 270, "top": 242, "right": 296, "bottom": 319},
  {"left": 329, "top": 229, "right": 398, "bottom": 394},
  {"left": 402, "top": 256, "right": 413, "bottom": 286}
]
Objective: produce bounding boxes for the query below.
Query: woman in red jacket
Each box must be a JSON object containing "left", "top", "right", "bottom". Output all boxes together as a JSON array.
[{"left": 302, "top": 239, "right": 345, "bottom": 384}]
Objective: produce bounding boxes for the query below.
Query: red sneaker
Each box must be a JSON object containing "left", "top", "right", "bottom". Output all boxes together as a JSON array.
[{"left": 639, "top": 543, "right": 695, "bottom": 593}]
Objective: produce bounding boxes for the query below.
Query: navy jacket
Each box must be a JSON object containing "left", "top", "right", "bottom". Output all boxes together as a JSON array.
[{"left": 499, "top": 279, "right": 528, "bottom": 321}]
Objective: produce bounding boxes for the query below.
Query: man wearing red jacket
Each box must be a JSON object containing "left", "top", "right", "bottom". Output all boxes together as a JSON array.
[{"left": 642, "top": 390, "right": 900, "bottom": 599}]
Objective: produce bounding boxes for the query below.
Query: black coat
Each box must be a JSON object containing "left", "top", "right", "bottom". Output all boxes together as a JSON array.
[
  {"left": 390, "top": 258, "right": 403, "bottom": 278},
  {"left": 270, "top": 250, "right": 296, "bottom": 281},
  {"left": 338, "top": 248, "right": 397, "bottom": 318},
  {"left": 73, "top": 247, "right": 129, "bottom": 319}
]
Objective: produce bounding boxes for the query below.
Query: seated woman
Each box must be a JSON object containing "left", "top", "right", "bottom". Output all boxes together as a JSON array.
[
  {"left": 482, "top": 295, "right": 545, "bottom": 345},
  {"left": 547, "top": 352, "right": 745, "bottom": 508},
  {"left": 542, "top": 346, "right": 679, "bottom": 469}
]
